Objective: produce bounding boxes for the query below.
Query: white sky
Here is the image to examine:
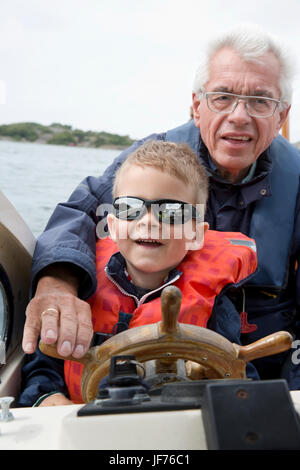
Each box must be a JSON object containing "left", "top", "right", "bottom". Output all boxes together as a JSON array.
[{"left": 0, "top": 0, "right": 300, "bottom": 142}]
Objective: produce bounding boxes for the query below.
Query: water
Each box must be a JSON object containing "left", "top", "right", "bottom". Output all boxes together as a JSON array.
[{"left": 0, "top": 141, "right": 120, "bottom": 237}]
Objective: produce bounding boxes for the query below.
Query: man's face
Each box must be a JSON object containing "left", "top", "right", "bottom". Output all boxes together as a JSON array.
[{"left": 192, "top": 48, "right": 290, "bottom": 182}]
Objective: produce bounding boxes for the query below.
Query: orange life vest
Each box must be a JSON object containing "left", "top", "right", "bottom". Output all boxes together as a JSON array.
[{"left": 65, "top": 230, "right": 257, "bottom": 403}]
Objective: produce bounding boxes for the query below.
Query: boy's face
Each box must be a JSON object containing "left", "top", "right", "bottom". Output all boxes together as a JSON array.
[{"left": 107, "top": 164, "right": 208, "bottom": 289}]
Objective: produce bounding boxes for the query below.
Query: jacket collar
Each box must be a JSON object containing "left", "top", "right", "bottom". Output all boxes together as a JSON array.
[{"left": 106, "top": 251, "right": 182, "bottom": 303}]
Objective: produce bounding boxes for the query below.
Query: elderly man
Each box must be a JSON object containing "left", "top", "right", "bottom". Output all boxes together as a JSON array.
[{"left": 22, "top": 25, "right": 300, "bottom": 387}]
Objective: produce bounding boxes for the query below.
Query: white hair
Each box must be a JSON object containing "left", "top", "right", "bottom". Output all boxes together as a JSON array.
[{"left": 193, "top": 24, "right": 296, "bottom": 108}]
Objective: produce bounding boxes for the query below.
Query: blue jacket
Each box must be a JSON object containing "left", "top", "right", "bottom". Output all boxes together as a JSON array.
[{"left": 31, "top": 121, "right": 300, "bottom": 387}]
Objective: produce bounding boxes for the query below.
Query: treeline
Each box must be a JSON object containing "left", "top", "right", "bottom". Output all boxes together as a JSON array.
[{"left": 0, "top": 122, "right": 134, "bottom": 148}]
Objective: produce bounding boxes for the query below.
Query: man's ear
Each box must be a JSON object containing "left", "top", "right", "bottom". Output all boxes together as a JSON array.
[
  {"left": 186, "top": 222, "right": 209, "bottom": 251},
  {"left": 277, "top": 105, "right": 291, "bottom": 136},
  {"left": 107, "top": 213, "right": 117, "bottom": 241},
  {"left": 192, "top": 93, "right": 201, "bottom": 128}
]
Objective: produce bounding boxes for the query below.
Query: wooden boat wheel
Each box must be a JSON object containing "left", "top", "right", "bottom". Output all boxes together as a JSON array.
[{"left": 40, "top": 286, "right": 293, "bottom": 403}]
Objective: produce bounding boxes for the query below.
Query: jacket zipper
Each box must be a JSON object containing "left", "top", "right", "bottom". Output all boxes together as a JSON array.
[{"left": 104, "top": 266, "right": 181, "bottom": 307}]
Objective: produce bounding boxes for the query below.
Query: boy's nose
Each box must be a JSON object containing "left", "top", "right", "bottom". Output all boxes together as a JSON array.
[{"left": 137, "top": 207, "right": 160, "bottom": 227}]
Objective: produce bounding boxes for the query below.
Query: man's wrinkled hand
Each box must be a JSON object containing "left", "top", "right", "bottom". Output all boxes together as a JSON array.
[{"left": 22, "top": 265, "right": 94, "bottom": 358}]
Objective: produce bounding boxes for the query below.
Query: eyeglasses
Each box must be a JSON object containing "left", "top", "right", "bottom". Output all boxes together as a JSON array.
[
  {"left": 201, "top": 89, "right": 281, "bottom": 118},
  {"left": 113, "top": 196, "right": 201, "bottom": 224}
]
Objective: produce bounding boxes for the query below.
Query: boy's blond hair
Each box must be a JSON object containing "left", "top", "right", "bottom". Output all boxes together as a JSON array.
[{"left": 113, "top": 140, "right": 208, "bottom": 208}]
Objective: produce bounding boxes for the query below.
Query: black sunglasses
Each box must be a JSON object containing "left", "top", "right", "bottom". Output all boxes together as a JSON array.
[{"left": 113, "top": 196, "right": 201, "bottom": 224}]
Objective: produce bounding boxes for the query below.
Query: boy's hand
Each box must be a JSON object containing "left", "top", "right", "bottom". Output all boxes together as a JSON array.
[
  {"left": 38, "top": 394, "right": 73, "bottom": 407},
  {"left": 22, "top": 264, "right": 93, "bottom": 359}
]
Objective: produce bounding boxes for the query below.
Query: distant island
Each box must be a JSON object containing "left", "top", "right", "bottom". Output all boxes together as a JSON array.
[
  {"left": 0, "top": 122, "right": 135, "bottom": 149},
  {"left": 0, "top": 121, "right": 299, "bottom": 151}
]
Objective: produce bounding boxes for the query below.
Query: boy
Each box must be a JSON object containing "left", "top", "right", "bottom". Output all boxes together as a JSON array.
[{"left": 19, "top": 140, "right": 258, "bottom": 406}]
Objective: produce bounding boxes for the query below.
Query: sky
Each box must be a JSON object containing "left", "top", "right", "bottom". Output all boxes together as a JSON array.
[{"left": 0, "top": 0, "right": 300, "bottom": 143}]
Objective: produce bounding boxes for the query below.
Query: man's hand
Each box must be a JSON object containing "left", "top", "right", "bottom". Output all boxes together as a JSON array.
[{"left": 22, "top": 264, "right": 93, "bottom": 358}]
